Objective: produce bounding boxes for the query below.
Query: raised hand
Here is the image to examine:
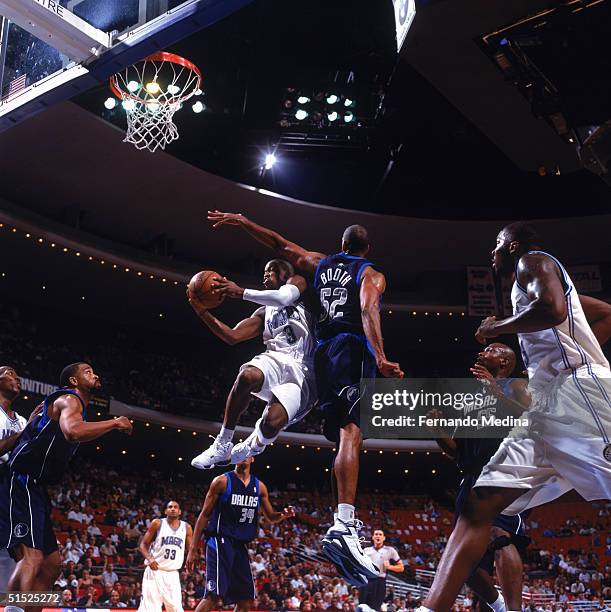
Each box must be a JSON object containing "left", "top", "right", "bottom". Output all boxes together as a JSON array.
[{"left": 207, "top": 210, "right": 246, "bottom": 228}]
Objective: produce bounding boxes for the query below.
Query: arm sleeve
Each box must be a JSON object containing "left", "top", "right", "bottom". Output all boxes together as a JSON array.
[{"left": 243, "top": 283, "right": 301, "bottom": 307}]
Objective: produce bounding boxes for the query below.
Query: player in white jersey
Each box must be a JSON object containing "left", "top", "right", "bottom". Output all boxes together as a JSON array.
[
  {"left": 189, "top": 259, "right": 317, "bottom": 469},
  {"left": 138, "top": 500, "right": 193, "bottom": 612},
  {"left": 420, "top": 222, "right": 611, "bottom": 612},
  {"left": 0, "top": 366, "right": 40, "bottom": 598}
]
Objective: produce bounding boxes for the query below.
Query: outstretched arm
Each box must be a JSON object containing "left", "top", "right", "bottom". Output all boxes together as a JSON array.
[
  {"left": 187, "top": 288, "right": 264, "bottom": 345},
  {"left": 58, "top": 395, "right": 132, "bottom": 442},
  {"left": 579, "top": 294, "right": 611, "bottom": 345},
  {"left": 207, "top": 211, "right": 325, "bottom": 275},
  {"left": 211, "top": 274, "right": 307, "bottom": 308},
  {"left": 360, "top": 267, "right": 403, "bottom": 378},
  {"left": 259, "top": 481, "right": 296, "bottom": 524}
]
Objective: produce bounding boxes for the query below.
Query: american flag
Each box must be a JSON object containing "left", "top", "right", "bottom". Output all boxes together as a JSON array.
[{"left": 3, "top": 74, "right": 27, "bottom": 99}]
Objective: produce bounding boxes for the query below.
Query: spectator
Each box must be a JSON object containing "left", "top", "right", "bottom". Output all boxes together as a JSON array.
[{"left": 102, "top": 562, "right": 119, "bottom": 586}]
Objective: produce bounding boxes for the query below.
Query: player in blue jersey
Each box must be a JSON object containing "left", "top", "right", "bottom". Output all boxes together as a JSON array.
[
  {"left": 430, "top": 343, "right": 531, "bottom": 612},
  {"left": 186, "top": 457, "right": 295, "bottom": 612},
  {"left": 207, "top": 211, "right": 403, "bottom": 586},
  {"left": 0, "top": 362, "right": 132, "bottom": 612}
]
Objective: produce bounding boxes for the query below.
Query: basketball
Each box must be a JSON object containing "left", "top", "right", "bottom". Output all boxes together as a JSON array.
[{"left": 188, "top": 270, "right": 225, "bottom": 309}]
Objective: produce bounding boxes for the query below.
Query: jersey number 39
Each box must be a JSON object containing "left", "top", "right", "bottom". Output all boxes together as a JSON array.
[{"left": 319, "top": 287, "right": 348, "bottom": 321}]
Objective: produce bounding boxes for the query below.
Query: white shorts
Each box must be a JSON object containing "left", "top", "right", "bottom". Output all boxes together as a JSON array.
[
  {"left": 138, "top": 567, "right": 183, "bottom": 612},
  {"left": 475, "top": 366, "right": 611, "bottom": 515},
  {"left": 240, "top": 351, "right": 315, "bottom": 426}
]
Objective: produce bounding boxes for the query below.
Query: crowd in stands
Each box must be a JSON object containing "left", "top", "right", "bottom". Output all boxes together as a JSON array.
[
  {"left": 45, "top": 461, "right": 611, "bottom": 611},
  {"left": 0, "top": 299, "right": 324, "bottom": 433}
]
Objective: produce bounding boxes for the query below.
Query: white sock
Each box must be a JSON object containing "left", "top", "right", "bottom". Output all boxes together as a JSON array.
[
  {"left": 489, "top": 593, "right": 506, "bottom": 612},
  {"left": 218, "top": 426, "right": 234, "bottom": 443},
  {"left": 338, "top": 503, "right": 355, "bottom": 523}
]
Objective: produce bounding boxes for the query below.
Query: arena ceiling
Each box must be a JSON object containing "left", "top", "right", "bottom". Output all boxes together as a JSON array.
[{"left": 59, "top": 0, "right": 611, "bottom": 218}]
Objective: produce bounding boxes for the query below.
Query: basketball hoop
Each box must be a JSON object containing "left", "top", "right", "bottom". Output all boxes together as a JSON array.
[{"left": 109, "top": 52, "right": 202, "bottom": 153}]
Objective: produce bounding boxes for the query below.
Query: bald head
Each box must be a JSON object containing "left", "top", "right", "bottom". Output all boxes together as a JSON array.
[
  {"left": 478, "top": 343, "right": 516, "bottom": 377},
  {"left": 342, "top": 225, "right": 369, "bottom": 256}
]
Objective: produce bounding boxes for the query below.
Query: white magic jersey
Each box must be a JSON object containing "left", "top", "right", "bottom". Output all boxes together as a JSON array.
[
  {"left": 254, "top": 302, "right": 315, "bottom": 364},
  {"left": 512, "top": 251, "right": 610, "bottom": 389},
  {"left": 148, "top": 519, "right": 187, "bottom": 571},
  {"left": 0, "top": 407, "right": 26, "bottom": 464}
]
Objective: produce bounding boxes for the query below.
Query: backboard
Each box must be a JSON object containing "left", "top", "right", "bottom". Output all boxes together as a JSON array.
[{"left": 0, "top": 0, "right": 253, "bottom": 131}]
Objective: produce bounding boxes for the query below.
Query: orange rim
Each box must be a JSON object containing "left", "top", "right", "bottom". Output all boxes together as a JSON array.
[{"left": 109, "top": 51, "right": 202, "bottom": 105}]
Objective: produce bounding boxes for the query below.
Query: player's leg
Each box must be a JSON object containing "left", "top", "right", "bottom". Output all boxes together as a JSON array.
[
  {"left": 226, "top": 542, "right": 255, "bottom": 612},
  {"left": 466, "top": 567, "right": 506, "bottom": 612},
  {"left": 194, "top": 594, "right": 221, "bottom": 612},
  {"left": 160, "top": 570, "right": 184, "bottom": 612},
  {"left": 319, "top": 337, "right": 378, "bottom": 583},
  {"left": 198, "top": 536, "right": 232, "bottom": 612},
  {"left": 6, "top": 545, "right": 44, "bottom": 594},
  {"left": 230, "top": 399, "right": 286, "bottom": 463},
  {"left": 492, "top": 533, "right": 524, "bottom": 611},
  {"left": 334, "top": 422, "right": 361, "bottom": 507},
  {"left": 421, "top": 486, "right": 523, "bottom": 611},
  {"left": 137, "top": 567, "right": 163, "bottom": 612},
  {"left": 192, "top": 365, "right": 264, "bottom": 469},
  {"left": 232, "top": 360, "right": 313, "bottom": 463},
  {"left": 23, "top": 551, "right": 62, "bottom": 612}
]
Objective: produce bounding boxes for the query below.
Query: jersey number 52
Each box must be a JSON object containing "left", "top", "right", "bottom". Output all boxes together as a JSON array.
[{"left": 319, "top": 287, "right": 348, "bottom": 321}]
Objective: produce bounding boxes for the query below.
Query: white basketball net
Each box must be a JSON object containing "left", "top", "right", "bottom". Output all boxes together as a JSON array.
[{"left": 110, "top": 53, "right": 201, "bottom": 153}]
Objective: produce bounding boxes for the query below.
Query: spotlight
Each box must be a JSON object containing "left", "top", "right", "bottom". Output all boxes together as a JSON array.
[
  {"left": 104, "top": 97, "right": 116, "bottom": 110},
  {"left": 295, "top": 109, "right": 308, "bottom": 120},
  {"left": 167, "top": 84, "right": 180, "bottom": 95},
  {"left": 297, "top": 96, "right": 310, "bottom": 104},
  {"left": 344, "top": 98, "right": 355, "bottom": 107},
  {"left": 122, "top": 99, "right": 136, "bottom": 111},
  {"left": 327, "top": 111, "right": 338, "bottom": 122},
  {"left": 146, "top": 102, "right": 160, "bottom": 113},
  {"left": 326, "top": 94, "right": 339, "bottom": 104},
  {"left": 145, "top": 81, "right": 161, "bottom": 95},
  {"left": 344, "top": 112, "right": 354, "bottom": 123},
  {"left": 192, "top": 101, "right": 205, "bottom": 113},
  {"left": 194, "top": 88, "right": 203, "bottom": 96},
  {"left": 127, "top": 80, "right": 140, "bottom": 92},
  {"left": 264, "top": 153, "right": 277, "bottom": 170}
]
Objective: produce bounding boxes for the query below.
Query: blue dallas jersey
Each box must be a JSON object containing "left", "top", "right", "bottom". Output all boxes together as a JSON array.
[
  {"left": 8, "top": 388, "right": 86, "bottom": 484},
  {"left": 206, "top": 471, "right": 260, "bottom": 543},
  {"left": 314, "top": 253, "right": 377, "bottom": 341},
  {"left": 454, "top": 378, "right": 517, "bottom": 475}
]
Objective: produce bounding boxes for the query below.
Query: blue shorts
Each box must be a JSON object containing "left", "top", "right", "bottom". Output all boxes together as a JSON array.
[
  {"left": 314, "top": 333, "right": 377, "bottom": 442},
  {"left": 456, "top": 473, "right": 530, "bottom": 574},
  {"left": 0, "top": 470, "right": 58, "bottom": 558},
  {"left": 204, "top": 536, "right": 255, "bottom": 604}
]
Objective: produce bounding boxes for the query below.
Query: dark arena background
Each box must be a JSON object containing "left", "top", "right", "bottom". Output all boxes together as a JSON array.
[{"left": 0, "top": 0, "right": 610, "bottom": 611}]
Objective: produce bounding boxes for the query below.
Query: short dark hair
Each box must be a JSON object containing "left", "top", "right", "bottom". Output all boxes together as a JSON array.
[
  {"left": 165, "top": 499, "right": 180, "bottom": 509},
  {"left": 502, "top": 222, "right": 541, "bottom": 247},
  {"left": 59, "top": 362, "right": 89, "bottom": 388},
  {"left": 342, "top": 225, "right": 369, "bottom": 253},
  {"left": 267, "top": 259, "right": 294, "bottom": 280}
]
